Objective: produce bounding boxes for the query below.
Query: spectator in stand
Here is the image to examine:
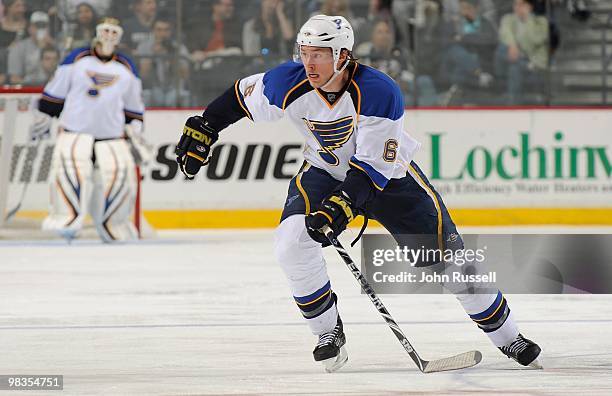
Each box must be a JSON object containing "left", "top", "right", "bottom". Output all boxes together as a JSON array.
[
  {"left": 136, "top": 15, "right": 191, "bottom": 106},
  {"left": 188, "top": 0, "right": 242, "bottom": 63},
  {"left": 495, "top": 0, "right": 549, "bottom": 104},
  {"left": 359, "top": 0, "right": 407, "bottom": 50},
  {"left": 442, "top": 0, "right": 497, "bottom": 26},
  {"left": 54, "top": 0, "right": 111, "bottom": 19},
  {"left": 439, "top": 0, "right": 497, "bottom": 90},
  {"left": 123, "top": 0, "right": 158, "bottom": 51},
  {"left": 8, "top": 11, "right": 56, "bottom": 85},
  {"left": 356, "top": 18, "right": 438, "bottom": 106},
  {"left": 314, "top": 0, "right": 364, "bottom": 29},
  {"left": 23, "top": 45, "right": 59, "bottom": 85},
  {"left": 59, "top": 2, "right": 98, "bottom": 52},
  {"left": 242, "top": 0, "right": 294, "bottom": 56},
  {"left": 0, "top": 0, "right": 28, "bottom": 47},
  {"left": 0, "top": 0, "right": 28, "bottom": 84},
  {"left": 413, "top": 0, "right": 446, "bottom": 77}
]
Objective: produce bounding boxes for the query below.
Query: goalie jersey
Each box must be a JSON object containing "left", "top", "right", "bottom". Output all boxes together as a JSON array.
[
  {"left": 39, "top": 47, "right": 144, "bottom": 140},
  {"left": 233, "top": 61, "right": 420, "bottom": 190}
]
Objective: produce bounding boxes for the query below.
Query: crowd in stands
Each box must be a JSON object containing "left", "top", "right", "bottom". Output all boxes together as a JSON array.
[{"left": 0, "top": 0, "right": 594, "bottom": 107}]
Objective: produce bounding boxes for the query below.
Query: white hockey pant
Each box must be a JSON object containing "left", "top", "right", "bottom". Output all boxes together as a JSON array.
[{"left": 274, "top": 215, "right": 338, "bottom": 336}]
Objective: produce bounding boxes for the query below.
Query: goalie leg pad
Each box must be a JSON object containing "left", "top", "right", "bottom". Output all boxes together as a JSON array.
[
  {"left": 91, "top": 139, "right": 138, "bottom": 242},
  {"left": 42, "top": 132, "right": 94, "bottom": 239}
]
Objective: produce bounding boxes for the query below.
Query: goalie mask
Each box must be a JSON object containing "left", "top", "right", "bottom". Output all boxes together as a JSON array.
[
  {"left": 94, "top": 18, "right": 123, "bottom": 56},
  {"left": 294, "top": 15, "right": 354, "bottom": 89}
]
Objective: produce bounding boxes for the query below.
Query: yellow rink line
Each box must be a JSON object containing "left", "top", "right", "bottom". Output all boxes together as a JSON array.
[{"left": 15, "top": 208, "right": 612, "bottom": 229}]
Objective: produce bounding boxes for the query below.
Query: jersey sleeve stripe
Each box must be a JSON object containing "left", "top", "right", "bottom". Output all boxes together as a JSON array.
[
  {"left": 349, "top": 157, "right": 388, "bottom": 191},
  {"left": 282, "top": 78, "right": 310, "bottom": 110},
  {"left": 42, "top": 91, "right": 65, "bottom": 103},
  {"left": 124, "top": 109, "right": 144, "bottom": 121},
  {"left": 234, "top": 80, "right": 253, "bottom": 120}
]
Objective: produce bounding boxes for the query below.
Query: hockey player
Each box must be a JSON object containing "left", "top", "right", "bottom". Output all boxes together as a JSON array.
[
  {"left": 175, "top": 15, "right": 542, "bottom": 372},
  {"left": 29, "top": 18, "right": 146, "bottom": 242}
]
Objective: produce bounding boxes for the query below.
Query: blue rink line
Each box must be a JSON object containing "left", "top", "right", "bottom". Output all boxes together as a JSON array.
[{"left": 0, "top": 319, "right": 611, "bottom": 331}]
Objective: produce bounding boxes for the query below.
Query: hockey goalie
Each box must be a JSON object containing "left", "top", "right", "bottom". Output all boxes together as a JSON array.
[{"left": 30, "top": 18, "right": 147, "bottom": 242}]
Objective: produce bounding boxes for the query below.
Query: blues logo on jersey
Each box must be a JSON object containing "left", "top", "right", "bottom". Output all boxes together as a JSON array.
[
  {"left": 86, "top": 71, "right": 118, "bottom": 96},
  {"left": 302, "top": 116, "right": 354, "bottom": 166}
]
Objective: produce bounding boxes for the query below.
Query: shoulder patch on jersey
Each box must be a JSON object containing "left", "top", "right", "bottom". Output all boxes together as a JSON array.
[
  {"left": 262, "top": 61, "right": 308, "bottom": 109},
  {"left": 115, "top": 53, "right": 140, "bottom": 78},
  {"left": 352, "top": 64, "right": 403, "bottom": 121},
  {"left": 60, "top": 47, "right": 92, "bottom": 65}
]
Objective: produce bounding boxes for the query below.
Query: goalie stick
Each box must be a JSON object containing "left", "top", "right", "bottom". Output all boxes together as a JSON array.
[
  {"left": 324, "top": 227, "right": 482, "bottom": 373},
  {"left": 4, "top": 139, "right": 42, "bottom": 222}
]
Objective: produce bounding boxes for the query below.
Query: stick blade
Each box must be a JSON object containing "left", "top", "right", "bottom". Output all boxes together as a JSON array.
[{"left": 422, "top": 350, "right": 482, "bottom": 373}]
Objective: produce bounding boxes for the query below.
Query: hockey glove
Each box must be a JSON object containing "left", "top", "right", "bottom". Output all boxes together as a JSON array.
[
  {"left": 29, "top": 108, "right": 52, "bottom": 141},
  {"left": 175, "top": 116, "right": 219, "bottom": 179},
  {"left": 305, "top": 191, "right": 355, "bottom": 246}
]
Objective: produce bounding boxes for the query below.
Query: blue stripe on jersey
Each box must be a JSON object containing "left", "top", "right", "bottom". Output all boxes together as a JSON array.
[
  {"left": 349, "top": 156, "right": 389, "bottom": 190},
  {"left": 469, "top": 291, "right": 504, "bottom": 321},
  {"left": 124, "top": 108, "right": 143, "bottom": 116},
  {"left": 262, "top": 61, "right": 307, "bottom": 109},
  {"left": 294, "top": 281, "right": 331, "bottom": 305},
  {"left": 60, "top": 47, "right": 91, "bottom": 65},
  {"left": 115, "top": 53, "right": 140, "bottom": 78},
  {"left": 42, "top": 91, "right": 65, "bottom": 102},
  {"left": 352, "top": 64, "right": 404, "bottom": 121}
]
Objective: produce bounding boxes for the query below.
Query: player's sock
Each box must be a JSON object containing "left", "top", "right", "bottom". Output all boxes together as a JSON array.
[
  {"left": 499, "top": 333, "right": 542, "bottom": 368},
  {"left": 293, "top": 282, "right": 339, "bottom": 335},
  {"left": 313, "top": 314, "right": 348, "bottom": 373},
  {"left": 456, "top": 290, "right": 520, "bottom": 347}
]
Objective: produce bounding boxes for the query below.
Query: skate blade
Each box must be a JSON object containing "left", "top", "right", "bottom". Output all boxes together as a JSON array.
[
  {"left": 322, "top": 346, "right": 348, "bottom": 373},
  {"left": 59, "top": 229, "right": 77, "bottom": 243},
  {"left": 528, "top": 353, "right": 543, "bottom": 369}
]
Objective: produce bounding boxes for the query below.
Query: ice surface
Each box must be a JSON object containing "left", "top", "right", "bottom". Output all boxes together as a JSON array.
[{"left": 1, "top": 228, "right": 611, "bottom": 395}]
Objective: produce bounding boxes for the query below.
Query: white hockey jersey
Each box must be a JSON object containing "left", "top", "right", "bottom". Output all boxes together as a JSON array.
[
  {"left": 235, "top": 61, "right": 420, "bottom": 190},
  {"left": 42, "top": 47, "right": 144, "bottom": 140}
]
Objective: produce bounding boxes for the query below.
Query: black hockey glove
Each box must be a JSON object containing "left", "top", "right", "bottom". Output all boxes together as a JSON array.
[
  {"left": 305, "top": 191, "right": 355, "bottom": 246},
  {"left": 175, "top": 116, "right": 219, "bottom": 179}
]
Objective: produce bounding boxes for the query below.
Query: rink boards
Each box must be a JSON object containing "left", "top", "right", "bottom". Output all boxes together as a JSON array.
[{"left": 4, "top": 108, "right": 612, "bottom": 227}]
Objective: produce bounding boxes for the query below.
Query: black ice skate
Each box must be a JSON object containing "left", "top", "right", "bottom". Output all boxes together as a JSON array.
[
  {"left": 313, "top": 316, "right": 348, "bottom": 373},
  {"left": 499, "top": 333, "right": 542, "bottom": 368}
]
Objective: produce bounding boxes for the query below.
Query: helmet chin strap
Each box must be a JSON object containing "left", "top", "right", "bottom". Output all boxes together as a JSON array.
[{"left": 319, "top": 59, "right": 349, "bottom": 91}]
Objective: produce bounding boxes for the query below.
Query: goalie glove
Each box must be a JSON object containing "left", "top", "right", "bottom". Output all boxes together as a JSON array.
[
  {"left": 29, "top": 108, "right": 52, "bottom": 141},
  {"left": 305, "top": 191, "right": 355, "bottom": 246},
  {"left": 175, "top": 116, "right": 219, "bottom": 179}
]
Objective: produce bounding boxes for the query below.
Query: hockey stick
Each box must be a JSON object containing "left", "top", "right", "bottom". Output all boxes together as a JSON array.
[
  {"left": 324, "top": 227, "right": 482, "bottom": 373},
  {"left": 4, "top": 139, "right": 42, "bottom": 222}
]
